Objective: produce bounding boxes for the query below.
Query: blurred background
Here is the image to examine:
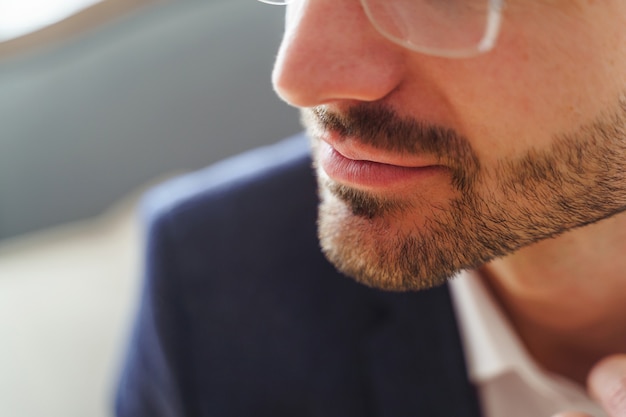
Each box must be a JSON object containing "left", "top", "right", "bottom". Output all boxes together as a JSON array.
[{"left": 0, "top": 0, "right": 300, "bottom": 415}]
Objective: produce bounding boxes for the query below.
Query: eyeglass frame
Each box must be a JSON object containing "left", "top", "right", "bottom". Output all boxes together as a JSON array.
[{"left": 258, "top": 0, "right": 505, "bottom": 59}]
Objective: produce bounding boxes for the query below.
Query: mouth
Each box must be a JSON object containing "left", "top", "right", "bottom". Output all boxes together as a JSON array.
[{"left": 318, "top": 139, "right": 448, "bottom": 191}]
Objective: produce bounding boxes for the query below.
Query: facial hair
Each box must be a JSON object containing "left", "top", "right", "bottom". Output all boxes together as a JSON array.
[{"left": 304, "top": 99, "right": 626, "bottom": 291}]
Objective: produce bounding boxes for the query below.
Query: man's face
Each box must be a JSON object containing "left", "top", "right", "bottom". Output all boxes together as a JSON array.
[{"left": 272, "top": 0, "right": 626, "bottom": 291}]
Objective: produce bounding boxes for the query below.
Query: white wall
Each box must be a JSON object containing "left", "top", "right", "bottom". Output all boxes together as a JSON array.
[{"left": 0, "top": 0, "right": 300, "bottom": 240}]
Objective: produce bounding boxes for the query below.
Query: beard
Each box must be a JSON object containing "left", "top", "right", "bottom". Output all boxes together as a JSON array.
[{"left": 305, "top": 100, "right": 626, "bottom": 291}]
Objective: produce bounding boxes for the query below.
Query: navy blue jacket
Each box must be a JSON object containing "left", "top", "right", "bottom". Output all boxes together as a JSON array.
[{"left": 115, "top": 133, "right": 483, "bottom": 417}]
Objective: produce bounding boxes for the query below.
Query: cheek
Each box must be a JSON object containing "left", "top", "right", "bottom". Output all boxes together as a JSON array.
[{"left": 434, "top": 14, "right": 626, "bottom": 164}]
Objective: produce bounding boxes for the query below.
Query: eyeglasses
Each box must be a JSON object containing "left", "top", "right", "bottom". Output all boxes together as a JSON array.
[{"left": 258, "top": 0, "right": 504, "bottom": 58}]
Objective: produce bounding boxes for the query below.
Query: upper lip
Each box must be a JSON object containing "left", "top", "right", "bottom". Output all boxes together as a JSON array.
[{"left": 321, "top": 134, "right": 439, "bottom": 168}]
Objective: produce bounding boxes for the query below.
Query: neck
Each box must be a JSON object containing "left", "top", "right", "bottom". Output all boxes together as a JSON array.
[{"left": 480, "top": 213, "right": 626, "bottom": 386}]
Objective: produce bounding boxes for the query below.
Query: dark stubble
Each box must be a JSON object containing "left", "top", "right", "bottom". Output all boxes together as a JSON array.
[{"left": 304, "top": 100, "right": 626, "bottom": 291}]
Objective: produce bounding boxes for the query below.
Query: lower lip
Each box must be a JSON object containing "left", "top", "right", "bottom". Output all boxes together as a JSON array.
[{"left": 318, "top": 141, "right": 446, "bottom": 189}]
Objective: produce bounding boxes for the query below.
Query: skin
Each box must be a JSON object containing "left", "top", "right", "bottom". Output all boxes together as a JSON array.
[{"left": 271, "top": 0, "right": 626, "bottom": 415}]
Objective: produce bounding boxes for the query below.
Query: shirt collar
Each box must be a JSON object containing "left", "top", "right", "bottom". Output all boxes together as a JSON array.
[{"left": 448, "top": 269, "right": 596, "bottom": 403}]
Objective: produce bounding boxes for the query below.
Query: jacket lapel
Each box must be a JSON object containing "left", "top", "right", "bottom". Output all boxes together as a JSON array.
[{"left": 362, "top": 284, "right": 483, "bottom": 417}]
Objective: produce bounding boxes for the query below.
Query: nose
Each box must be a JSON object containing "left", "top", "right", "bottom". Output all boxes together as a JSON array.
[{"left": 272, "top": 0, "right": 407, "bottom": 108}]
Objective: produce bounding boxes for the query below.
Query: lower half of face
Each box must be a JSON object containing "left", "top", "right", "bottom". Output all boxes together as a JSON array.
[{"left": 308, "top": 97, "right": 626, "bottom": 291}]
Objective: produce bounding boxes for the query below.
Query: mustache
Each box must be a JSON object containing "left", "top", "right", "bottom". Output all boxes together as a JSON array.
[
  {"left": 303, "top": 103, "right": 481, "bottom": 192},
  {"left": 304, "top": 104, "right": 476, "bottom": 164}
]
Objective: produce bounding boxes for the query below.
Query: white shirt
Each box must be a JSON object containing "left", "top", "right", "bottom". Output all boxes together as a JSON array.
[{"left": 449, "top": 270, "right": 607, "bottom": 417}]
